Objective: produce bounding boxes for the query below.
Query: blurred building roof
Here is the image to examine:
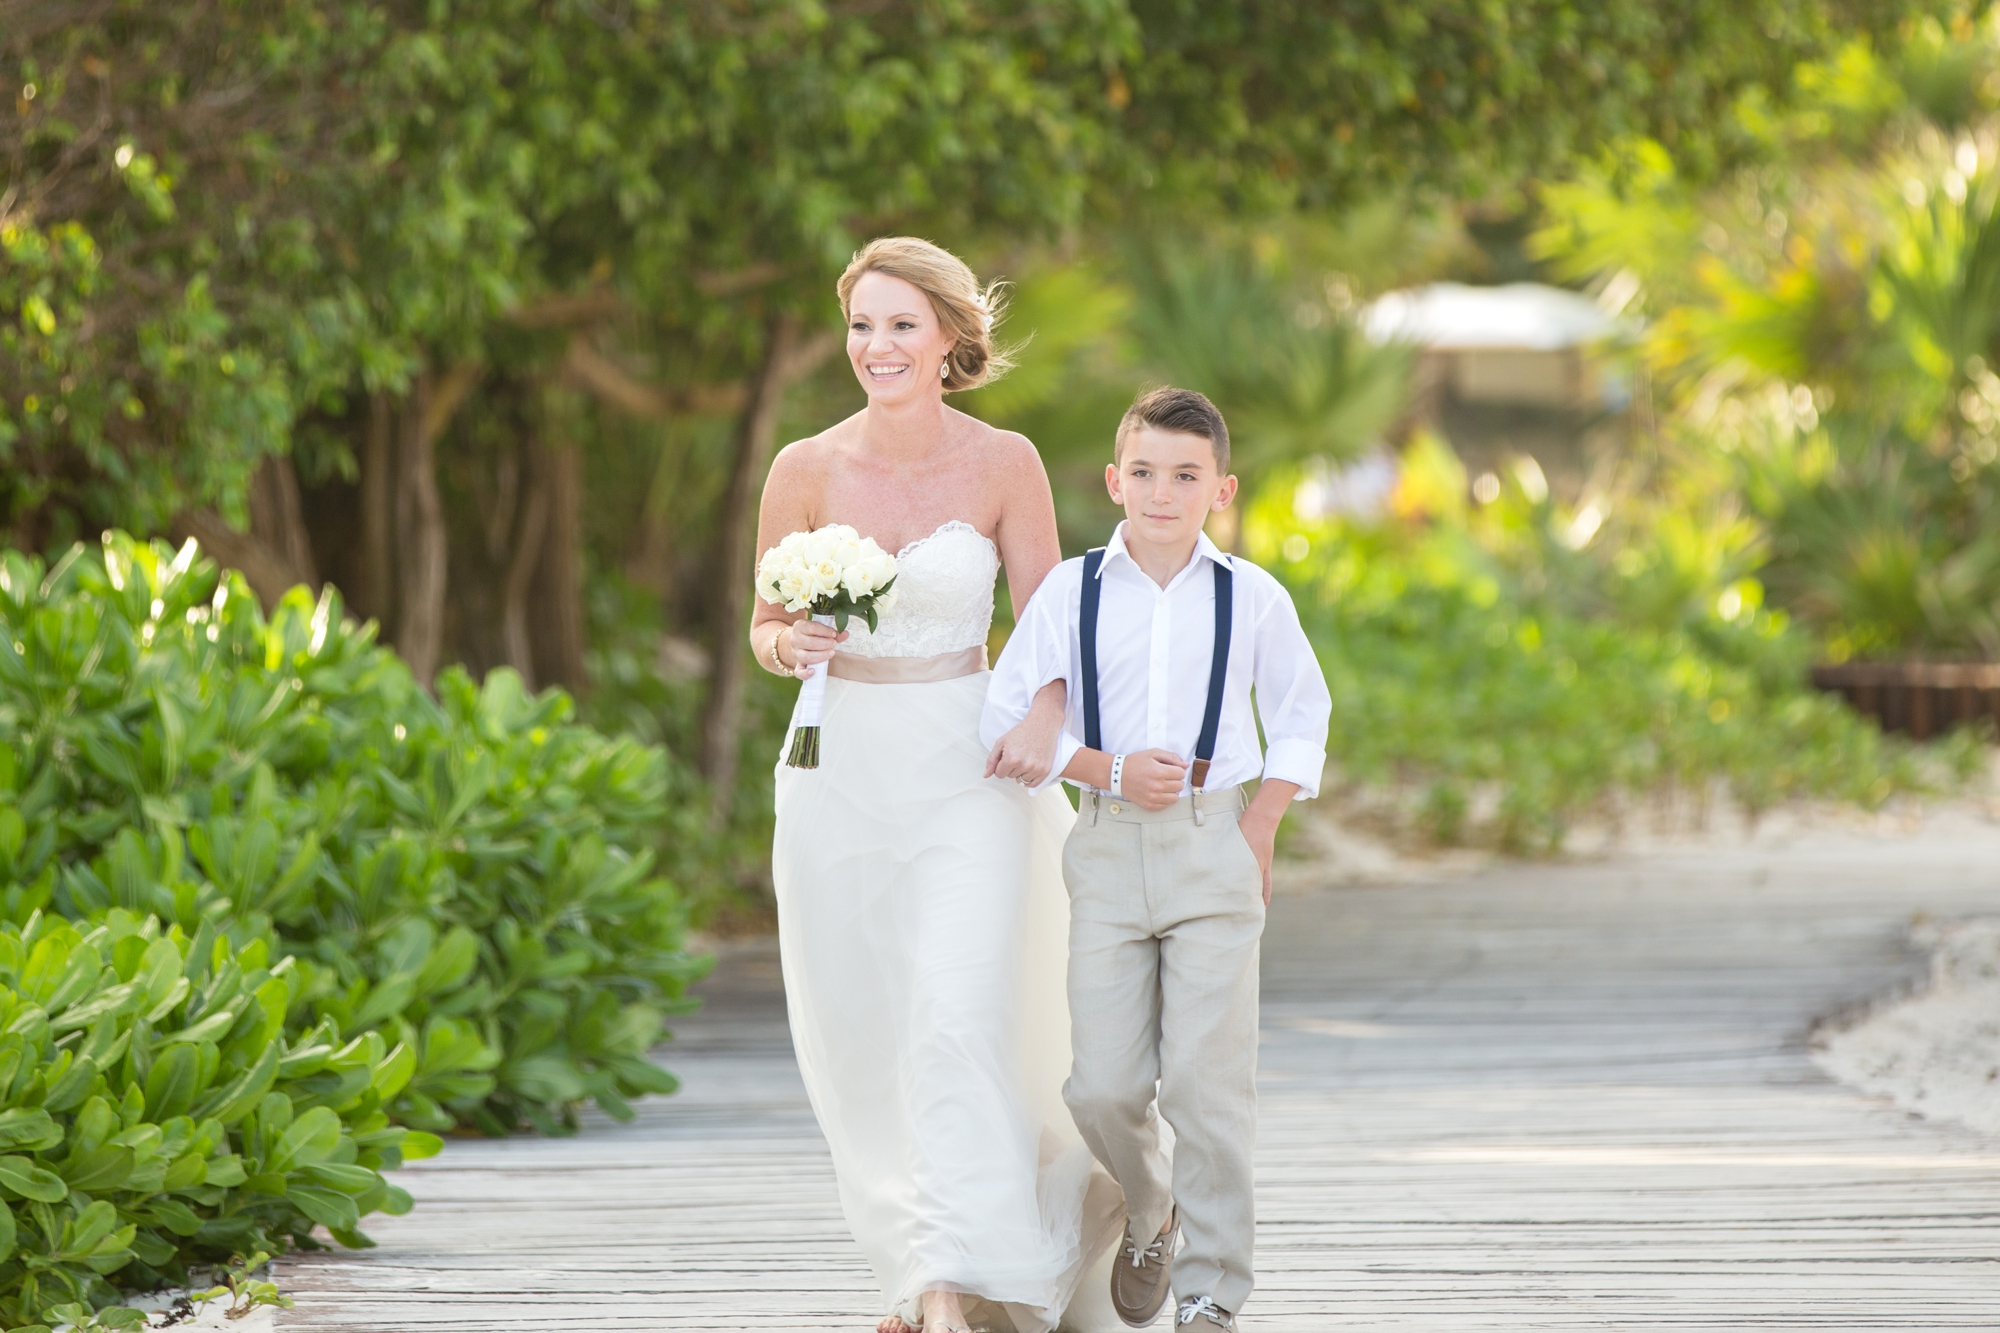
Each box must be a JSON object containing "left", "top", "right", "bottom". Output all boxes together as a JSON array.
[{"left": 1361, "top": 282, "right": 1635, "bottom": 351}]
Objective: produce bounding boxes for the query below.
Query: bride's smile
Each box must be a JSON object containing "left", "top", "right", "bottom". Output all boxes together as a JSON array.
[{"left": 847, "top": 268, "right": 955, "bottom": 403}]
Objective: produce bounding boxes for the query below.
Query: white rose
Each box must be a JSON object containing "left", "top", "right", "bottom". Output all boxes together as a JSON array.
[
  {"left": 807, "top": 525, "right": 856, "bottom": 562},
  {"left": 807, "top": 558, "right": 843, "bottom": 600},
  {"left": 776, "top": 568, "right": 812, "bottom": 610},
  {"left": 872, "top": 583, "right": 898, "bottom": 616},
  {"left": 841, "top": 562, "right": 877, "bottom": 597}
]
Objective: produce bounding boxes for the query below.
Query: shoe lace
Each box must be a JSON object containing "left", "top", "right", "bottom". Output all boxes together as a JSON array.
[
  {"left": 1124, "top": 1229, "right": 1167, "bottom": 1268},
  {"left": 1178, "top": 1296, "right": 1232, "bottom": 1327}
]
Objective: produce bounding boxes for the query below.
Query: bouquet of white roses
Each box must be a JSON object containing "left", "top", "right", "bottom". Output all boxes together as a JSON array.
[{"left": 757, "top": 524, "right": 900, "bottom": 767}]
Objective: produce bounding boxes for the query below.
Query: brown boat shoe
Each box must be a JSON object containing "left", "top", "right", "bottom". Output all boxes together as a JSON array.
[
  {"left": 1110, "top": 1207, "right": 1178, "bottom": 1326},
  {"left": 1175, "top": 1295, "right": 1235, "bottom": 1329}
]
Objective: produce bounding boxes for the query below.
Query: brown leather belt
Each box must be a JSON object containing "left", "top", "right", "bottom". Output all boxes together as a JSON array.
[{"left": 825, "top": 644, "right": 988, "bottom": 683}]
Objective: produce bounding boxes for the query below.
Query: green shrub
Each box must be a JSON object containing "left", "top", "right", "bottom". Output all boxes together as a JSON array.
[
  {"left": 1299, "top": 566, "right": 1968, "bottom": 850},
  {"left": 0, "top": 908, "right": 433, "bottom": 1331},
  {"left": 1248, "top": 456, "right": 1982, "bottom": 852},
  {"left": 0, "top": 533, "right": 707, "bottom": 1135}
]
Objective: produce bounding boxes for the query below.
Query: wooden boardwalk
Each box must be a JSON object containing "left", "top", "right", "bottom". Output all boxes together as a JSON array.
[{"left": 276, "top": 823, "right": 2000, "bottom": 1330}]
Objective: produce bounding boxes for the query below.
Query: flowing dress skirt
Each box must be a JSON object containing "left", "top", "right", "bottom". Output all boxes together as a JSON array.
[{"left": 773, "top": 671, "right": 1125, "bottom": 1332}]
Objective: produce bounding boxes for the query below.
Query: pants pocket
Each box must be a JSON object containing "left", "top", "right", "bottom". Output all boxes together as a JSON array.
[{"left": 1203, "top": 817, "right": 1262, "bottom": 896}]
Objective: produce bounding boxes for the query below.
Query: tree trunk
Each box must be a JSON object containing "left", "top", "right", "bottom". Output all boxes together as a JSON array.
[
  {"left": 529, "top": 395, "right": 588, "bottom": 694},
  {"left": 394, "top": 372, "right": 449, "bottom": 685},
  {"left": 247, "top": 454, "right": 318, "bottom": 593},
  {"left": 357, "top": 392, "right": 396, "bottom": 627},
  {"left": 503, "top": 439, "right": 553, "bottom": 689},
  {"left": 702, "top": 314, "right": 802, "bottom": 824},
  {"left": 168, "top": 509, "right": 304, "bottom": 611},
  {"left": 387, "top": 360, "right": 483, "bottom": 686},
  {"left": 169, "top": 453, "right": 319, "bottom": 612}
]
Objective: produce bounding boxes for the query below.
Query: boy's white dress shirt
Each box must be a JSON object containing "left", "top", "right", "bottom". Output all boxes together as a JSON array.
[{"left": 982, "top": 523, "right": 1331, "bottom": 798}]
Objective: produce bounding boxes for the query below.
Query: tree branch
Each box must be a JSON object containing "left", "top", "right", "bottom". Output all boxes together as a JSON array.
[
  {"left": 508, "top": 288, "right": 626, "bottom": 328},
  {"left": 560, "top": 337, "right": 746, "bottom": 417},
  {"left": 421, "top": 360, "right": 483, "bottom": 445}
]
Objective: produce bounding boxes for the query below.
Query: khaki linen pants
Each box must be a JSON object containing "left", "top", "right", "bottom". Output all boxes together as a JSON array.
[{"left": 1061, "top": 788, "right": 1263, "bottom": 1317}]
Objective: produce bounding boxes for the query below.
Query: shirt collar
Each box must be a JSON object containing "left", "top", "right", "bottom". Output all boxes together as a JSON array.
[{"left": 1098, "top": 521, "right": 1234, "bottom": 582}]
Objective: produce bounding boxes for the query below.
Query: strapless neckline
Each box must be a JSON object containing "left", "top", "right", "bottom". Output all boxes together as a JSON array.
[
  {"left": 830, "top": 519, "right": 999, "bottom": 661},
  {"left": 893, "top": 519, "right": 996, "bottom": 561}
]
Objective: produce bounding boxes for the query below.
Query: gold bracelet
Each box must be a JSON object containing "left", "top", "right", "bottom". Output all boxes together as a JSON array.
[{"left": 770, "top": 627, "right": 790, "bottom": 674}]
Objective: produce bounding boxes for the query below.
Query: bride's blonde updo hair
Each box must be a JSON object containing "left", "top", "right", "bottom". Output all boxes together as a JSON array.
[{"left": 837, "top": 236, "right": 1013, "bottom": 392}]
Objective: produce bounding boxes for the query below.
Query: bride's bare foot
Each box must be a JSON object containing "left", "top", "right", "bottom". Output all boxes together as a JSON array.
[
  {"left": 920, "top": 1289, "right": 973, "bottom": 1332},
  {"left": 877, "top": 1319, "right": 914, "bottom": 1333}
]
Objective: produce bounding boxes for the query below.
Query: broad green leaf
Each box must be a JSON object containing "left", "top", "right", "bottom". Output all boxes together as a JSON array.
[
  {"left": 267, "top": 1106, "right": 342, "bottom": 1173},
  {"left": 61, "top": 1144, "right": 136, "bottom": 1194},
  {"left": 0, "top": 1109, "right": 62, "bottom": 1152},
  {"left": 144, "top": 1044, "right": 201, "bottom": 1121},
  {"left": 0, "top": 1156, "right": 65, "bottom": 1202},
  {"left": 289, "top": 1184, "right": 361, "bottom": 1231}
]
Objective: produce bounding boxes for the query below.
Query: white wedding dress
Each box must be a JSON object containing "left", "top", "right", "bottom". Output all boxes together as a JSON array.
[{"left": 772, "top": 521, "right": 1125, "bottom": 1333}]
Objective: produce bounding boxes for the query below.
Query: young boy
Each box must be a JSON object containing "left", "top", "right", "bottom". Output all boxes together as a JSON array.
[{"left": 982, "top": 387, "right": 1331, "bottom": 1329}]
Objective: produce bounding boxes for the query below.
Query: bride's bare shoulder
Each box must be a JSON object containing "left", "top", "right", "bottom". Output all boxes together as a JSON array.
[
  {"left": 768, "top": 414, "right": 862, "bottom": 490},
  {"left": 949, "top": 410, "right": 1043, "bottom": 478},
  {"left": 962, "top": 419, "right": 1051, "bottom": 507}
]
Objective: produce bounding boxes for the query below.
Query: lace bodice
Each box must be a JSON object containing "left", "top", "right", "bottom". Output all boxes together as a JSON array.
[{"left": 833, "top": 520, "right": 997, "bottom": 660}]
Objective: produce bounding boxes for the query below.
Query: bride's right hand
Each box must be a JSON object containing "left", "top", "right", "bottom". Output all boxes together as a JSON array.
[{"left": 783, "top": 620, "right": 848, "bottom": 677}]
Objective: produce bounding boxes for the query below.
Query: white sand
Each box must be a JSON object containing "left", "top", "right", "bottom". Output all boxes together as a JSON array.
[
  {"left": 109, "top": 1285, "right": 280, "bottom": 1331},
  {"left": 1816, "top": 916, "right": 2000, "bottom": 1136},
  {"left": 1282, "top": 785, "right": 2000, "bottom": 891}
]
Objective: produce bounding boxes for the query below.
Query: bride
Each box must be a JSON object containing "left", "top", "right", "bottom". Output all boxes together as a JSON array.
[{"left": 751, "top": 237, "right": 1124, "bottom": 1333}]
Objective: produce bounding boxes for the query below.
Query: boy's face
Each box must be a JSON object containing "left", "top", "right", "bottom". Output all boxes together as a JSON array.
[{"left": 1106, "top": 426, "right": 1238, "bottom": 552}]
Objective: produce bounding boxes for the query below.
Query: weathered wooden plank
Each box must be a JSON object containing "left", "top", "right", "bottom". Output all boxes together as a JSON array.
[{"left": 278, "top": 823, "right": 2000, "bottom": 1330}]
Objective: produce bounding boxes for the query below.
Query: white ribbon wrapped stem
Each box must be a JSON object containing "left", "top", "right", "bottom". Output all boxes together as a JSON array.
[
  {"left": 796, "top": 659, "right": 828, "bottom": 727},
  {"left": 784, "top": 623, "right": 832, "bottom": 768}
]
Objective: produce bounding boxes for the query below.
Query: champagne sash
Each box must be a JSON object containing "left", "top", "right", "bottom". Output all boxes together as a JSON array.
[{"left": 827, "top": 644, "right": 988, "bottom": 684}]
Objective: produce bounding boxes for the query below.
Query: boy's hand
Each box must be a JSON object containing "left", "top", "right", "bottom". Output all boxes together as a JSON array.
[
  {"left": 1237, "top": 779, "right": 1300, "bottom": 906},
  {"left": 1122, "top": 749, "right": 1188, "bottom": 811}
]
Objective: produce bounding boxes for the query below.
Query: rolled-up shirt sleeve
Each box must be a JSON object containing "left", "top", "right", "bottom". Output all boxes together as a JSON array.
[
  {"left": 1249, "top": 572, "right": 1332, "bottom": 799},
  {"left": 980, "top": 564, "right": 1079, "bottom": 791}
]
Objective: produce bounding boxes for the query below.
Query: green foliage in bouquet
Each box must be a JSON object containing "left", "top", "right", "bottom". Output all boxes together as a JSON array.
[
  {"left": 0, "top": 533, "right": 707, "bottom": 1136},
  {"left": 0, "top": 909, "right": 435, "bottom": 1331}
]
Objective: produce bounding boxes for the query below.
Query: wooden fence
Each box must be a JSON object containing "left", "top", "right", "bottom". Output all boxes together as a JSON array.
[{"left": 1810, "top": 661, "right": 2000, "bottom": 740}]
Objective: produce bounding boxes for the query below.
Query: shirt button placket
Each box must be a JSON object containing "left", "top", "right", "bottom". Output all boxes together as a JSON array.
[{"left": 1147, "top": 588, "right": 1171, "bottom": 750}]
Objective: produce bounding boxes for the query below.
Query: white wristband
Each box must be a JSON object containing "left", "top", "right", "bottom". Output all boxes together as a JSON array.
[{"left": 1109, "top": 753, "right": 1125, "bottom": 799}]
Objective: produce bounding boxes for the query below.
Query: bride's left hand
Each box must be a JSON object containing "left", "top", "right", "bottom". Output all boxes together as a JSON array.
[
  {"left": 986, "top": 718, "right": 1056, "bottom": 786},
  {"left": 987, "top": 679, "right": 1066, "bottom": 787}
]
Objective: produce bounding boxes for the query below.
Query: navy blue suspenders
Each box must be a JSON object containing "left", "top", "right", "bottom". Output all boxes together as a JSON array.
[
  {"left": 1080, "top": 550, "right": 1106, "bottom": 753},
  {"left": 1078, "top": 550, "right": 1235, "bottom": 795},
  {"left": 1191, "top": 560, "right": 1234, "bottom": 793}
]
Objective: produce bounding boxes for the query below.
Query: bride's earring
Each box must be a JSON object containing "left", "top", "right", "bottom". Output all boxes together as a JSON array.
[{"left": 940, "top": 359, "right": 950, "bottom": 379}]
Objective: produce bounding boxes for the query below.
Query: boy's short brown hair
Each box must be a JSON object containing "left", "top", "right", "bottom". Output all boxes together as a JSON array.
[{"left": 1114, "top": 386, "right": 1231, "bottom": 472}]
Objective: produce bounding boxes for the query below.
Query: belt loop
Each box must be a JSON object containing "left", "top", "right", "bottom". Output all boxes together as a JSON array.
[{"left": 1089, "top": 788, "right": 1101, "bottom": 826}]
